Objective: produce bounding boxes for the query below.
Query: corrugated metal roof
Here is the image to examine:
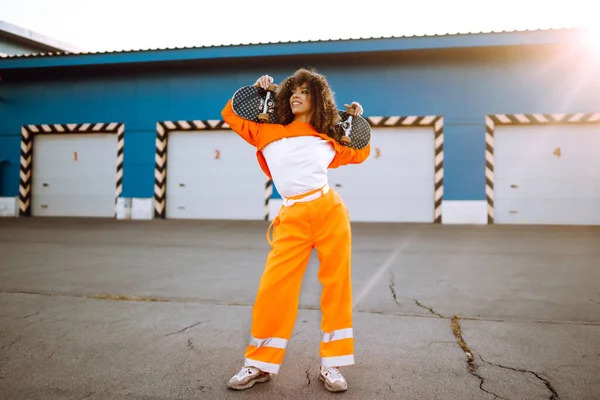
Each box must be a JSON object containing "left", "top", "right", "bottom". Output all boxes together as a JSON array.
[
  {"left": 0, "top": 20, "right": 83, "bottom": 54},
  {"left": 0, "top": 27, "right": 574, "bottom": 59},
  {"left": 0, "top": 27, "right": 581, "bottom": 71}
]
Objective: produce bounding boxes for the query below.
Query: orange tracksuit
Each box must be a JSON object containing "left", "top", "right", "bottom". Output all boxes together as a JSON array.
[{"left": 222, "top": 99, "right": 370, "bottom": 374}]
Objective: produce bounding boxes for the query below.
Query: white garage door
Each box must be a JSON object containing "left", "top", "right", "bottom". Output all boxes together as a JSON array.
[
  {"left": 327, "top": 127, "right": 435, "bottom": 223},
  {"left": 32, "top": 134, "right": 118, "bottom": 217},
  {"left": 494, "top": 124, "right": 600, "bottom": 225},
  {"left": 166, "top": 131, "right": 266, "bottom": 220}
]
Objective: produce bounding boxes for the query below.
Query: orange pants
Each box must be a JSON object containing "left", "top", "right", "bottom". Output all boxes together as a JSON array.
[{"left": 243, "top": 184, "right": 354, "bottom": 374}]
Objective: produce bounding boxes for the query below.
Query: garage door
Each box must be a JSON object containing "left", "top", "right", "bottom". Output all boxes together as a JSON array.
[
  {"left": 165, "top": 131, "right": 266, "bottom": 220},
  {"left": 494, "top": 124, "right": 600, "bottom": 225},
  {"left": 32, "top": 134, "right": 118, "bottom": 217},
  {"left": 327, "top": 126, "right": 435, "bottom": 223}
]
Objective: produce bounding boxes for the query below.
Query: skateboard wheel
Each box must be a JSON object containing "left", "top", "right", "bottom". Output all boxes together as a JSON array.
[{"left": 340, "top": 136, "right": 351, "bottom": 144}]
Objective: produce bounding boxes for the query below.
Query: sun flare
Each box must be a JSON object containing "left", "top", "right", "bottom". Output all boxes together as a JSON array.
[{"left": 578, "top": 25, "right": 600, "bottom": 62}]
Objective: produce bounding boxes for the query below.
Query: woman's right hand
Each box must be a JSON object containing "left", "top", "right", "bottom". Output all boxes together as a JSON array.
[{"left": 253, "top": 75, "right": 275, "bottom": 90}]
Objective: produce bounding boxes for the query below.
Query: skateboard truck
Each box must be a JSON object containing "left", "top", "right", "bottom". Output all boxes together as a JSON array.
[
  {"left": 258, "top": 84, "right": 278, "bottom": 122},
  {"left": 338, "top": 115, "right": 353, "bottom": 144}
]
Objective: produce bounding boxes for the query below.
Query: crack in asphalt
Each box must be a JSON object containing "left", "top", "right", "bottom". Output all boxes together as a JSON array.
[
  {"left": 381, "top": 291, "right": 508, "bottom": 399},
  {"left": 395, "top": 298, "right": 562, "bottom": 400},
  {"left": 413, "top": 299, "right": 446, "bottom": 319},
  {"left": 165, "top": 321, "right": 207, "bottom": 337},
  {"left": 13, "top": 311, "right": 40, "bottom": 320},
  {"left": 388, "top": 271, "right": 400, "bottom": 305},
  {"left": 451, "top": 315, "right": 508, "bottom": 400},
  {"left": 479, "top": 355, "right": 560, "bottom": 400},
  {"left": 2, "top": 290, "right": 164, "bottom": 302},
  {"left": 0, "top": 337, "right": 22, "bottom": 350},
  {"left": 3, "top": 290, "right": 599, "bottom": 327}
]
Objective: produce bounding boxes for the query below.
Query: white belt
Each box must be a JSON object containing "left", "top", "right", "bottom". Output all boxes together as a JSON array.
[{"left": 282, "top": 184, "right": 330, "bottom": 207}]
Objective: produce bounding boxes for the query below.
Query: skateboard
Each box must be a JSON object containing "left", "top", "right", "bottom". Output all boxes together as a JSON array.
[
  {"left": 232, "top": 85, "right": 279, "bottom": 123},
  {"left": 231, "top": 85, "right": 371, "bottom": 150},
  {"left": 335, "top": 109, "right": 371, "bottom": 150}
]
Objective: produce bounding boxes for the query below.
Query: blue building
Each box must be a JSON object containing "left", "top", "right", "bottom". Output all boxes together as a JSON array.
[{"left": 1, "top": 28, "right": 599, "bottom": 225}]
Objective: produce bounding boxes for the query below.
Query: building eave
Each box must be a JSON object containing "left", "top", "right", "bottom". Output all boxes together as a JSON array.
[{"left": 0, "top": 27, "right": 583, "bottom": 70}]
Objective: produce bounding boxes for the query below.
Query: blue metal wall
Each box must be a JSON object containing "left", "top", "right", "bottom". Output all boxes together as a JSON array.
[{"left": 1, "top": 43, "right": 599, "bottom": 201}]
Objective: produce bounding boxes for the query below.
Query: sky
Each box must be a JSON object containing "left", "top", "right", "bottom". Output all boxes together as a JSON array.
[{"left": 0, "top": 0, "right": 597, "bottom": 52}]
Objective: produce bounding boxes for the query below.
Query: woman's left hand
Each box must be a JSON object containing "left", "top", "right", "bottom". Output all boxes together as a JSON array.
[{"left": 344, "top": 102, "right": 363, "bottom": 117}]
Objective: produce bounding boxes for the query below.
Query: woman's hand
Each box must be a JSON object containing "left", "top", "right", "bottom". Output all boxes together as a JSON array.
[
  {"left": 344, "top": 102, "right": 363, "bottom": 117},
  {"left": 254, "top": 75, "right": 275, "bottom": 90}
]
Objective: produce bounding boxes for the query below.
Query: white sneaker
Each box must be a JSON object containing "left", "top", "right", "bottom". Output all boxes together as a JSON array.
[
  {"left": 227, "top": 366, "right": 272, "bottom": 390},
  {"left": 319, "top": 366, "right": 348, "bottom": 392}
]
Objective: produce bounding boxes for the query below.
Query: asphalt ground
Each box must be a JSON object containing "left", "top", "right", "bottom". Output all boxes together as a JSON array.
[{"left": 0, "top": 218, "right": 599, "bottom": 399}]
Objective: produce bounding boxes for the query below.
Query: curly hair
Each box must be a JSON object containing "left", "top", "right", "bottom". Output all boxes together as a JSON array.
[{"left": 273, "top": 68, "right": 342, "bottom": 141}]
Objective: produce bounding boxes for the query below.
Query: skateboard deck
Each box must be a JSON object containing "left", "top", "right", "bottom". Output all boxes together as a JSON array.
[
  {"left": 335, "top": 110, "right": 371, "bottom": 150},
  {"left": 232, "top": 85, "right": 278, "bottom": 123},
  {"left": 231, "top": 85, "right": 371, "bottom": 150}
]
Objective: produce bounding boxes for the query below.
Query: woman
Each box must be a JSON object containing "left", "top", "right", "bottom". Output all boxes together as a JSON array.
[{"left": 221, "top": 68, "right": 370, "bottom": 392}]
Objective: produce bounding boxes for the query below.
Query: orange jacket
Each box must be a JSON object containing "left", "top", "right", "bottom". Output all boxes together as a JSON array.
[{"left": 221, "top": 99, "right": 370, "bottom": 178}]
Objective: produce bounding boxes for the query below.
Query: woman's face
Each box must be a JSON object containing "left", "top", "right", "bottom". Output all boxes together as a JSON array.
[{"left": 289, "top": 83, "right": 314, "bottom": 120}]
